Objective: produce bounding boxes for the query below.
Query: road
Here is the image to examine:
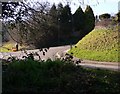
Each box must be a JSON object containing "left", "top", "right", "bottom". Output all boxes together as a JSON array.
[
  {"left": 0, "top": 45, "right": 70, "bottom": 61},
  {"left": 78, "top": 63, "right": 119, "bottom": 71},
  {"left": 0, "top": 45, "right": 119, "bottom": 71}
]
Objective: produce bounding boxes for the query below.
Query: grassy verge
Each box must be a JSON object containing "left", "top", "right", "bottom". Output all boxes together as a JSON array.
[
  {"left": 3, "top": 59, "right": 120, "bottom": 93},
  {"left": 69, "top": 48, "right": 119, "bottom": 62},
  {"left": 0, "top": 42, "right": 27, "bottom": 52},
  {"left": 0, "top": 42, "right": 13, "bottom": 52},
  {"left": 68, "top": 28, "right": 119, "bottom": 62}
]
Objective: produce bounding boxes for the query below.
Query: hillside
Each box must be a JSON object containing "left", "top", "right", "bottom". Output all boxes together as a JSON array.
[{"left": 69, "top": 27, "right": 119, "bottom": 62}]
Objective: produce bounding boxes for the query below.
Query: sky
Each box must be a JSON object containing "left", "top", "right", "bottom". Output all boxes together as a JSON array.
[
  {"left": 26, "top": 0, "right": 119, "bottom": 16},
  {"left": 89, "top": 0, "right": 119, "bottom": 16}
]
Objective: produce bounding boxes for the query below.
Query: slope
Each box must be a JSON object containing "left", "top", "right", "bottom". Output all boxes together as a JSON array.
[{"left": 69, "top": 27, "right": 119, "bottom": 62}]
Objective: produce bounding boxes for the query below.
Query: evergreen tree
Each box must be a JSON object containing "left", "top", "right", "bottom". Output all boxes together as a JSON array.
[
  {"left": 57, "top": 3, "right": 72, "bottom": 41},
  {"left": 57, "top": 3, "right": 64, "bottom": 20},
  {"left": 49, "top": 4, "right": 58, "bottom": 44},
  {"left": 73, "top": 6, "right": 85, "bottom": 31},
  {"left": 49, "top": 4, "right": 58, "bottom": 31},
  {"left": 57, "top": 3, "right": 64, "bottom": 42},
  {"left": 59, "top": 4, "right": 72, "bottom": 35},
  {"left": 49, "top": 4, "right": 57, "bottom": 22},
  {"left": 84, "top": 5, "right": 95, "bottom": 34}
]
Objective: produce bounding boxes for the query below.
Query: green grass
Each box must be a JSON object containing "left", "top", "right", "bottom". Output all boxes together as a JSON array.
[
  {"left": 3, "top": 59, "right": 120, "bottom": 93},
  {"left": 0, "top": 42, "right": 13, "bottom": 52},
  {"left": 0, "top": 42, "right": 27, "bottom": 52},
  {"left": 69, "top": 27, "right": 119, "bottom": 62}
]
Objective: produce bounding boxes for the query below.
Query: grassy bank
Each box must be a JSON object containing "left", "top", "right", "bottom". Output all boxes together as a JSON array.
[
  {"left": 3, "top": 59, "right": 120, "bottom": 93},
  {"left": 69, "top": 27, "right": 119, "bottom": 62}
]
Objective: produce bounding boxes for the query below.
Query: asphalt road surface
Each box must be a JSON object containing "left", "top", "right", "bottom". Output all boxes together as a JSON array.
[
  {"left": 78, "top": 63, "right": 119, "bottom": 71},
  {"left": 0, "top": 45, "right": 70, "bottom": 61}
]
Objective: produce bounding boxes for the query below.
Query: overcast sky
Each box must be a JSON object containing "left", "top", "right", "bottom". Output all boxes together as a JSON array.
[{"left": 26, "top": 0, "right": 119, "bottom": 15}]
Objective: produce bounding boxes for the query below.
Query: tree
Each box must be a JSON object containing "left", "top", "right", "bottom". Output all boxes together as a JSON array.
[
  {"left": 57, "top": 3, "right": 63, "bottom": 12},
  {"left": 48, "top": 4, "right": 58, "bottom": 44},
  {"left": 73, "top": 6, "right": 85, "bottom": 32},
  {"left": 58, "top": 4, "right": 72, "bottom": 37},
  {"left": 99, "top": 13, "right": 111, "bottom": 20},
  {"left": 116, "top": 11, "right": 120, "bottom": 22},
  {"left": 57, "top": 3, "right": 63, "bottom": 20},
  {"left": 49, "top": 4, "right": 57, "bottom": 23},
  {"left": 2, "top": 2, "right": 20, "bottom": 20},
  {"left": 95, "top": 15, "right": 99, "bottom": 22},
  {"left": 23, "top": 2, "right": 55, "bottom": 48},
  {"left": 1, "top": 1, "right": 97, "bottom": 48},
  {"left": 2, "top": 1, "right": 31, "bottom": 44},
  {"left": 63, "top": 4, "right": 72, "bottom": 32},
  {"left": 84, "top": 5, "right": 95, "bottom": 35},
  {"left": 2, "top": 2, "right": 30, "bottom": 23},
  {"left": 2, "top": 1, "right": 57, "bottom": 48}
]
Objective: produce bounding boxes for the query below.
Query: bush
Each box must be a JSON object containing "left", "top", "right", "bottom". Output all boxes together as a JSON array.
[{"left": 3, "top": 59, "right": 120, "bottom": 93}]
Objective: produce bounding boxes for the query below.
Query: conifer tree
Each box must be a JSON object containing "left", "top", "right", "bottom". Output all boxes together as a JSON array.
[
  {"left": 84, "top": 5, "right": 95, "bottom": 34},
  {"left": 49, "top": 4, "right": 58, "bottom": 44},
  {"left": 73, "top": 6, "right": 85, "bottom": 32},
  {"left": 57, "top": 4, "right": 72, "bottom": 35}
]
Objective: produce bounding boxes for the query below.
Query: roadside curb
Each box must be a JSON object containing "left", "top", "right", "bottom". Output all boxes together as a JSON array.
[{"left": 81, "top": 60, "right": 119, "bottom": 66}]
